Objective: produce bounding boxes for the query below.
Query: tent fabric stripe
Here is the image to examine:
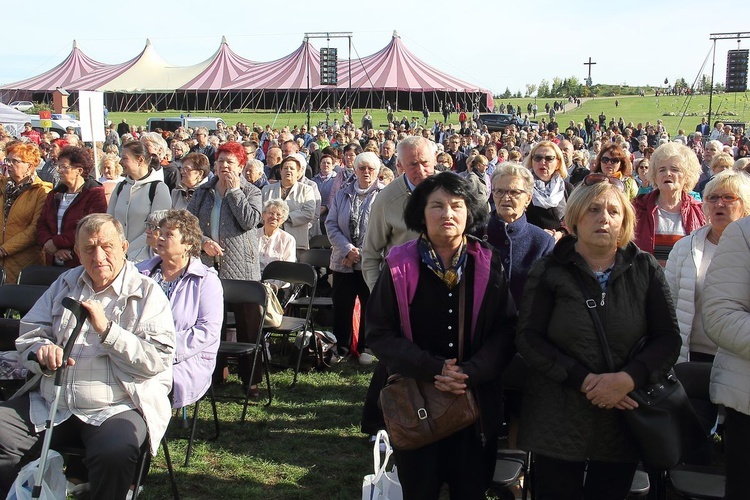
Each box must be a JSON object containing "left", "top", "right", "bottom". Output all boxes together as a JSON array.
[{"left": 2, "top": 34, "right": 491, "bottom": 98}]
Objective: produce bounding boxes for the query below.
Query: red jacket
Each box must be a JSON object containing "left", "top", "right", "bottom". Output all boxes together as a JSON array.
[
  {"left": 37, "top": 178, "right": 108, "bottom": 267},
  {"left": 632, "top": 190, "right": 706, "bottom": 254}
]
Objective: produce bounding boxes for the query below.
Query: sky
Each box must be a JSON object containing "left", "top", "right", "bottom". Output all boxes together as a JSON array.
[{"left": 2, "top": 0, "right": 749, "bottom": 96}]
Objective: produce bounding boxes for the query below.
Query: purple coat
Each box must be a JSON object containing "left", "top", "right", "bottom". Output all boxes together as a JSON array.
[{"left": 138, "top": 256, "right": 223, "bottom": 408}]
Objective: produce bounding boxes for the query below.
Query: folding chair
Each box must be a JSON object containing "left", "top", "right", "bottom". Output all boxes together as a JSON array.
[
  {"left": 290, "top": 249, "right": 333, "bottom": 326},
  {"left": 17, "top": 265, "right": 69, "bottom": 286},
  {"left": 308, "top": 234, "right": 331, "bottom": 249},
  {"left": 215, "top": 279, "right": 272, "bottom": 420},
  {"left": 0, "top": 284, "right": 48, "bottom": 318},
  {"left": 181, "top": 383, "right": 219, "bottom": 468},
  {"left": 261, "top": 261, "right": 317, "bottom": 386}
]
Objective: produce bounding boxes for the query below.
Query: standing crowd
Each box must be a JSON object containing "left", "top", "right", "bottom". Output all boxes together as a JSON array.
[{"left": 0, "top": 107, "right": 748, "bottom": 499}]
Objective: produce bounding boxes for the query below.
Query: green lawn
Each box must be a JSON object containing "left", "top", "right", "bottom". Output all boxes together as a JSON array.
[
  {"left": 142, "top": 362, "right": 378, "bottom": 499},
  {"left": 105, "top": 94, "right": 750, "bottom": 138}
]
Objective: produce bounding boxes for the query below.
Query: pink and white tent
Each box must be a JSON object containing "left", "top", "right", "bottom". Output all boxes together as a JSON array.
[
  {"left": 1, "top": 40, "right": 108, "bottom": 92},
  {"left": 1, "top": 33, "right": 493, "bottom": 111}
]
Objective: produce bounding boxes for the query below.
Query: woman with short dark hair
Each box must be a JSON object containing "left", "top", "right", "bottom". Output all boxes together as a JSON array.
[
  {"left": 37, "top": 146, "right": 108, "bottom": 268},
  {"left": 367, "top": 172, "right": 516, "bottom": 498}
]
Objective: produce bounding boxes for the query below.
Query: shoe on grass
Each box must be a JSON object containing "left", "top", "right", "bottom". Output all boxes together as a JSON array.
[{"left": 358, "top": 350, "right": 375, "bottom": 365}]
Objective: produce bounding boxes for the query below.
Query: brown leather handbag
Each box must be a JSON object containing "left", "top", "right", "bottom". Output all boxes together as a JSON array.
[{"left": 379, "top": 280, "right": 479, "bottom": 450}]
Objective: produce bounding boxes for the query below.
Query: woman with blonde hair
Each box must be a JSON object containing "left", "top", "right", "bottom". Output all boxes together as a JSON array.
[
  {"left": 633, "top": 142, "right": 706, "bottom": 264},
  {"left": 523, "top": 141, "right": 575, "bottom": 241},
  {"left": 518, "top": 174, "right": 680, "bottom": 499}
]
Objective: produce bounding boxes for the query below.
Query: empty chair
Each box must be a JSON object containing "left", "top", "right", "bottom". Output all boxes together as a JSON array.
[
  {"left": 308, "top": 234, "right": 331, "bottom": 249},
  {"left": 290, "top": 249, "right": 333, "bottom": 323},
  {"left": 17, "top": 265, "right": 69, "bottom": 286},
  {"left": 261, "top": 261, "right": 317, "bottom": 386},
  {"left": 0, "top": 284, "right": 48, "bottom": 318}
]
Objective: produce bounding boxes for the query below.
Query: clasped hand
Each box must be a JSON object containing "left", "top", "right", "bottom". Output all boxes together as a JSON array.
[
  {"left": 434, "top": 358, "right": 468, "bottom": 394},
  {"left": 581, "top": 372, "right": 638, "bottom": 410}
]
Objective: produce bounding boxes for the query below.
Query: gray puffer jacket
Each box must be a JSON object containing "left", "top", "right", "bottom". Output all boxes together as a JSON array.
[
  {"left": 517, "top": 236, "right": 680, "bottom": 462},
  {"left": 187, "top": 176, "right": 263, "bottom": 280}
]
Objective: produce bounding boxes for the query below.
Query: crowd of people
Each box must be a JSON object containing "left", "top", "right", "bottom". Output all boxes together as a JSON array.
[{"left": 0, "top": 107, "right": 749, "bottom": 499}]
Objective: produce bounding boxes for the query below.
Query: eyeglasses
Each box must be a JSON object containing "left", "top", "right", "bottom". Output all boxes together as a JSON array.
[
  {"left": 582, "top": 173, "right": 625, "bottom": 191},
  {"left": 56, "top": 164, "right": 76, "bottom": 171},
  {"left": 600, "top": 156, "right": 622, "bottom": 165},
  {"left": 144, "top": 223, "right": 160, "bottom": 232},
  {"left": 357, "top": 165, "right": 377, "bottom": 171},
  {"left": 180, "top": 166, "right": 195, "bottom": 172},
  {"left": 492, "top": 188, "right": 528, "bottom": 199},
  {"left": 705, "top": 193, "right": 740, "bottom": 204},
  {"left": 5, "top": 158, "right": 24, "bottom": 166},
  {"left": 264, "top": 212, "right": 284, "bottom": 219},
  {"left": 532, "top": 154, "right": 556, "bottom": 163}
]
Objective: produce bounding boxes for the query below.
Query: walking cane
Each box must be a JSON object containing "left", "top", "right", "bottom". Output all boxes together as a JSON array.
[{"left": 31, "top": 297, "right": 89, "bottom": 500}]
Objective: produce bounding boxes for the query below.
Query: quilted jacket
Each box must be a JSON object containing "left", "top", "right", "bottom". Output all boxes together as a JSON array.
[
  {"left": 703, "top": 217, "right": 750, "bottom": 415},
  {"left": 0, "top": 175, "right": 52, "bottom": 283},
  {"left": 516, "top": 236, "right": 680, "bottom": 462},
  {"left": 664, "top": 226, "right": 712, "bottom": 362},
  {"left": 188, "top": 176, "right": 263, "bottom": 280}
]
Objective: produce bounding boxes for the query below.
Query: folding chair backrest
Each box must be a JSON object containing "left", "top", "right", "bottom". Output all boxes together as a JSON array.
[
  {"left": 221, "top": 279, "right": 267, "bottom": 311},
  {"left": 308, "top": 234, "right": 331, "bottom": 249},
  {"left": 0, "top": 285, "right": 48, "bottom": 318},
  {"left": 17, "top": 265, "right": 68, "bottom": 286},
  {"left": 262, "top": 261, "right": 317, "bottom": 288},
  {"left": 297, "top": 249, "right": 332, "bottom": 270}
]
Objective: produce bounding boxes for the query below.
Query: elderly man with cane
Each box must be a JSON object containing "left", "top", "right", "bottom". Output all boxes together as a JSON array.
[{"left": 0, "top": 213, "right": 175, "bottom": 499}]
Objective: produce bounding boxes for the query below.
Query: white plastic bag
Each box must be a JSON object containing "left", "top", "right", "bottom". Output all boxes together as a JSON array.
[
  {"left": 362, "top": 430, "right": 402, "bottom": 500},
  {"left": 6, "top": 450, "right": 66, "bottom": 500}
]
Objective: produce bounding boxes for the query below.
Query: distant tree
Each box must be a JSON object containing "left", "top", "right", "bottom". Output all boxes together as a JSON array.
[
  {"left": 538, "top": 79, "right": 550, "bottom": 98},
  {"left": 515, "top": 90, "right": 523, "bottom": 98},
  {"left": 675, "top": 77, "right": 688, "bottom": 90},
  {"left": 525, "top": 83, "right": 537, "bottom": 97},
  {"left": 699, "top": 75, "right": 712, "bottom": 93},
  {"left": 501, "top": 87, "right": 512, "bottom": 99}
]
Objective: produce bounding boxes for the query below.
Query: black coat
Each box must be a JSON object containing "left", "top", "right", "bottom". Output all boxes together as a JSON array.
[{"left": 516, "top": 236, "right": 680, "bottom": 462}]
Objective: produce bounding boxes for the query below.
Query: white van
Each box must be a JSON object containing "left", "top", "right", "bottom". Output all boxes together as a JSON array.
[
  {"left": 30, "top": 114, "right": 82, "bottom": 137},
  {"left": 146, "top": 117, "right": 226, "bottom": 134}
]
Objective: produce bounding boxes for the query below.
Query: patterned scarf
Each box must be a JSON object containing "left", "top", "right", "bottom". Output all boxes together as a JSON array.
[
  {"left": 417, "top": 233, "right": 468, "bottom": 289},
  {"left": 4, "top": 175, "right": 35, "bottom": 221}
]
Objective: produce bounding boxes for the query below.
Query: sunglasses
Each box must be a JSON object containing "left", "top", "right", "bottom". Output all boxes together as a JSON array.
[
  {"left": 532, "top": 154, "right": 557, "bottom": 163},
  {"left": 600, "top": 156, "right": 622, "bottom": 165},
  {"left": 582, "top": 173, "right": 625, "bottom": 191}
]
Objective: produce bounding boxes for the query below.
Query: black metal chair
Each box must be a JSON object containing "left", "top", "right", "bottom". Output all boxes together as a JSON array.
[
  {"left": 308, "top": 234, "right": 331, "bottom": 249},
  {"left": 290, "top": 249, "right": 333, "bottom": 323},
  {"left": 261, "top": 261, "right": 318, "bottom": 386},
  {"left": 215, "top": 279, "right": 271, "bottom": 420},
  {"left": 17, "top": 265, "right": 69, "bottom": 286},
  {"left": 0, "top": 284, "right": 48, "bottom": 318}
]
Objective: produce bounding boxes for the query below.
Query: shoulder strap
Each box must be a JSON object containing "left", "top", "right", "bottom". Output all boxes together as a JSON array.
[
  {"left": 114, "top": 180, "right": 125, "bottom": 198},
  {"left": 573, "top": 268, "right": 615, "bottom": 371},
  {"left": 148, "top": 180, "right": 159, "bottom": 204}
]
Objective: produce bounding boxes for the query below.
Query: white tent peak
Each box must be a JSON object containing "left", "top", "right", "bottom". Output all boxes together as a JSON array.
[
  {"left": 221, "top": 35, "right": 228, "bottom": 45},
  {"left": 72, "top": 40, "right": 79, "bottom": 49},
  {"left": 392, "top": 30, "right": 399, "bottom": 39}
]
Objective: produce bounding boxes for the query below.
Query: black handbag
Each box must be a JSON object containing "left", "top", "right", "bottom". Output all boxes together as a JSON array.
[{"left": 575, "top": 270, "right": 706, "bottom": 470}]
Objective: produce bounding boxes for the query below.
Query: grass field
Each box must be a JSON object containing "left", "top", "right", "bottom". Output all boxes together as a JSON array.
[
  {"left": 105, "top": 93, "right": 750, "bottom": 138},
  {"left": 142, "top": 362, "right": 378, "bottom": 500}
]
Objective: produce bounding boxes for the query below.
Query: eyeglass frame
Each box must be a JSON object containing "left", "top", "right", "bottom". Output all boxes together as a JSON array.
[{"left": 491, "top": 188, "right": 529, "bottom": 199}]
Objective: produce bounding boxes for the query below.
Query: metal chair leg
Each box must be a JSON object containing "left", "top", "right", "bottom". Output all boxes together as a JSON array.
[{"left": 184, "top": 400, "right": 201, "bottom": 467}]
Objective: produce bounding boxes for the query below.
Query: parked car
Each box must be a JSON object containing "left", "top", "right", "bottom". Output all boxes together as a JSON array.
[
  {"left": 9, "top": 101, "right": 33, "bottom": 112},
  {"left": 477, "top": 113, "right": 538, "bottom": 133},
  {"left": 30, "top": 115, "right": 81, "bottom": 137}
]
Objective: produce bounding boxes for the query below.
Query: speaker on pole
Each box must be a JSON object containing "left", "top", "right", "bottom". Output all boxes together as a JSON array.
[
  {"left": 726, "top": 49, "right": 748, "bottom": 92},
  {"left": 320, "top": 47, "right": 338, "bottom": 86}
]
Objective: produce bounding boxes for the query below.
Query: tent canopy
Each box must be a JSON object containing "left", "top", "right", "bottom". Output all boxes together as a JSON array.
[{"left": 2, "top": 32, "right": 493, "bottom": 110}]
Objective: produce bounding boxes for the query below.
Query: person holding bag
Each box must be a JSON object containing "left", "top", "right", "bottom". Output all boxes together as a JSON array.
[
  {"left": 367, "top": 173, "right": 517, "bottom": 499},
  {"left": 516, "top": 174, "right": 682, "bottom": 500}
]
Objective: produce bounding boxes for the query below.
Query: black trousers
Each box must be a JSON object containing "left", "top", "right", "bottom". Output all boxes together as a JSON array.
[
  {"left": 331, "top": 270, "right": 369, "bottom": 351},
  {"left": 0, "top": 394, "right": 147, "bottom": 500},
  {"left": 533, "top": 454, "right": 637, "bottom": 500},
  {"left": 393, "top": 426, "right": 493, "bottom": 500},
  {"left": 724, "top": 407, "right": 750, "bottom": 500}
]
